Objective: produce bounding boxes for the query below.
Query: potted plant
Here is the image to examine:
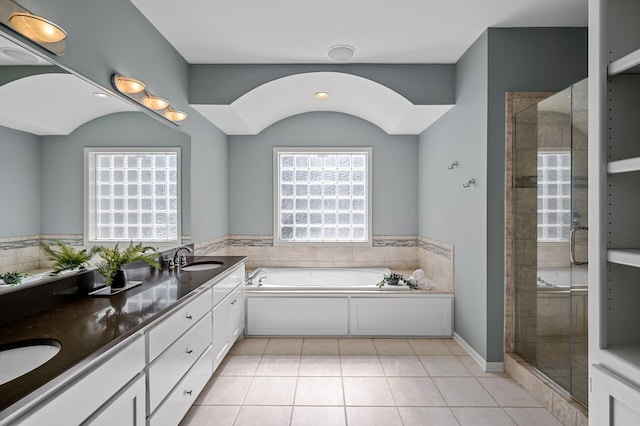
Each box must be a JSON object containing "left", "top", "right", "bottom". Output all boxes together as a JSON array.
[
  {"left": 377, "top": 272, "right": 418, "bottom": 289},
  {"left": 96, "top": 243, "right": 161, "bottom": 288},
  {"left": 40, "top": 241, "right": 101, "bottom": 275},
  {"left": 0, "top": 271, "right": 27, "bottom": 286}
]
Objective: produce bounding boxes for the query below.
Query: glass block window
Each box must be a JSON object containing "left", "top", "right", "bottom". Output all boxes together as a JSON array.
[
  {"left": 85, "top": 148, "right": 180, "bottom": 243},
  {"left": 537, "top": 152, "right": 571, "bottom": 240},
  {"left": 275, "top": 147, "right": 371, "bottom": 244}
]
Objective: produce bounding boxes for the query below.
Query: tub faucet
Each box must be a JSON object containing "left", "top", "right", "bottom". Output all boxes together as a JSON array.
[{"left": 173, "top": 246, "right": 193, "bottom": 267}]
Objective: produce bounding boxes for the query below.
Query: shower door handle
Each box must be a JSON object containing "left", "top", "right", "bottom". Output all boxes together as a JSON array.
[{"left": 570, "top": 226, "right": 588, "bottom": 265}]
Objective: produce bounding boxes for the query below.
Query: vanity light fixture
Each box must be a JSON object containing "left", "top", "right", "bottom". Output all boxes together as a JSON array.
[
  {"left": 111, "top": 73, "right": 187, "bottom": 125},
  {"left": 9, "top": 13, "right": 66, "bottom": 43},
  {"left": 163, "top": 107, "right": 188, "bottom": 122},
  {"left": 0, "top": 0, "right": 67, "bottom": 55},
  {"left": 113, "top": 75, "right": 146, "bottom": 94},
  {"left": 314, "top": 92, "right": 330, "bottom": 99},
  {"left": 141, "top": 93, "right": 169, "bottom": 110}
]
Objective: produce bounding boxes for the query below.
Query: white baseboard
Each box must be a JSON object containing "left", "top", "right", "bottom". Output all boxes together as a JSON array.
[{"left": 453, "top": 332, "right": 504, "bottom": 373}]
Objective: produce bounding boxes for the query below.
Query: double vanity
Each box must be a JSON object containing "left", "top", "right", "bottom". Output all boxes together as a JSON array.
[{"left": 0, "top": 255, "right": 246, "bottom": 425}]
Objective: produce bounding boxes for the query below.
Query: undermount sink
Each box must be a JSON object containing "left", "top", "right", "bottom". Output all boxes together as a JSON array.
[
  {"left": 180, "top": 261, "right": 224, "bottom": 272},
  {"left": 0, "top": 339, "right": 61, "bottom": 385}
]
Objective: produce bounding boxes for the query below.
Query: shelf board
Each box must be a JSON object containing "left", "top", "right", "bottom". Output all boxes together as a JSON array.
[
  {"left": 609, "top": 48, "right": 640, "bottom": 76},
  {"left": 605, "top": 345, "right": 640, "bottom": 371},
  {"left": 608, "top": 249, "right": 640, "bottom": 267},
  {"left": 608, "top": 157, "right": 640, "bottom": 174}
]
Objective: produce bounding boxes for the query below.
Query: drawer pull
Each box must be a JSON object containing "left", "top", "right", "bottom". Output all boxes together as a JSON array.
[
  {"left": 186, "top": 349, "right": 194, "bottom": 355},
  {"left": 186, "top": 314, "right": 193, "bottom": 320},
  {"left": 184, "top": 390, "right": 193, "bottom": 396}
]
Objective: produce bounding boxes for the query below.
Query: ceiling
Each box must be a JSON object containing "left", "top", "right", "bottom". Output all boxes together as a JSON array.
[
  {"left": 131, "top": 0, "right": 587, "bottom": 135},
  {"left": 131, "top": 0, "right": 587, "bottom": 64}
]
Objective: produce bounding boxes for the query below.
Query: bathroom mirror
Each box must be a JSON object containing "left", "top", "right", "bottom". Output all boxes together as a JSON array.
[{"left": 0, "top": 30, "right": 191, "bottom": 279}]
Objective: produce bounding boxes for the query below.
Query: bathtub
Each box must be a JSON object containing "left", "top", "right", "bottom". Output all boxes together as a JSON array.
[
  {"left": 246, "top": 267, "right": 410, "bottom": 291},
  {"left": 244, "top": 267, "right": 453, "bottom": 337}
]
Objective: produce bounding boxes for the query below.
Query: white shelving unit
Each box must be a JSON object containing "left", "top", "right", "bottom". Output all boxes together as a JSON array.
[{"left": 590, "top": 0, "right": 640, "bottom": 423}]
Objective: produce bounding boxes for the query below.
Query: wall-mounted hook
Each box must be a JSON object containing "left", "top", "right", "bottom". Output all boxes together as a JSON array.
[
  {"left": 462, "top": 178, "right": 476, "bottom": 188},
  {"left": 447, "top": 161, "right": 459, "bottom": 170}
]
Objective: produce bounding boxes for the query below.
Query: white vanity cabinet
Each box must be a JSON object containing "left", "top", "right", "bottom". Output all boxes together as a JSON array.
[
  {"left": 145, "top": 287, "right": 213, "bottom": 418},
  {"left": 10, "top": 335, "right": 145, "bottom": 426},
  {"left": 212, "top": 267, "right": 245, "bottom": 371}
]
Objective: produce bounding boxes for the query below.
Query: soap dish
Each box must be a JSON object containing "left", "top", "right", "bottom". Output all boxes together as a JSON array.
[{"left": 89, "top": 281, "right": 143, "bottom": 297}]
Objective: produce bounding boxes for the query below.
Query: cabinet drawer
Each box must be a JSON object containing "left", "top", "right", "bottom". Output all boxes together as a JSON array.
[
  {"left": 84, "top": 374, "right": 145, "bottom": 426},
  {"left": 148, "top": 347, "right": 213, "bottom": 426},
  {"left": 16, "top": 336, "right": 145, "bottom": 426},
  {"left": 213, "top": 264, "right": 245, "bottom": 307},
  {"left": 148, "top": 312, "right": 212, "bottom": 413},
  {"left": 147, "top": 288, "right": 212, "bottom": 362}
]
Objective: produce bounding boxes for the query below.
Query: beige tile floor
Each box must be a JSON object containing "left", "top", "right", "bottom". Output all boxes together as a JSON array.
[{"left": 181, "top": 338, "right": 562, "bottom": 426}]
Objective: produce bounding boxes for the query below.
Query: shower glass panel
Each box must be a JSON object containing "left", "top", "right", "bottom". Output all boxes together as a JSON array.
[{"left": 513, "top": 78, "right": 588, "bottom": 407}]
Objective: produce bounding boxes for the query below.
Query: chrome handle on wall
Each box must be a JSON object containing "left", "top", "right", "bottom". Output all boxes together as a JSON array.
[{"left": 569, "top": 226, "right": 588, "bottom": 265}]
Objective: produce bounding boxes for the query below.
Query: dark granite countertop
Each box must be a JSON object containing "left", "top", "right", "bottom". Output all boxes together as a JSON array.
[{"left": 0, "top": 255, "right": 246, "bottom": 421}]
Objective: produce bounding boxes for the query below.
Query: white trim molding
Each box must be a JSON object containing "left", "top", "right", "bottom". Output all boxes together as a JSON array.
[{"left": 454, "top": 332, "right": 504, "bottom": 373}]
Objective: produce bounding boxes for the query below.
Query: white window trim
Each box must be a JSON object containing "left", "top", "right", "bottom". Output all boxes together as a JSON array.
[
  {"left": 273, "top": 146, "right": 373, "bottom": 247},
  {"left": 84, "top": 147, "right": 182, "bottom": 246}
]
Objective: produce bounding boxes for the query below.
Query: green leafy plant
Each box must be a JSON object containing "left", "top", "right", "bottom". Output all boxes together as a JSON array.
[
  {"left": 377, "top": 272, "right": 417, "bottom": 289},
  {"left": 96, "top": 242, "right": 161, "bottom": 287},
  {"left": 40, "top": 241, "right": 102, "bottom": 275},
  {"left": 0, "top": 271, "right": 27, "bottom": 286}
]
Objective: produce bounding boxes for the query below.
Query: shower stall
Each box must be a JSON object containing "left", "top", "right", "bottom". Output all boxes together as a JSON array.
[{"left": 511, "top": 79, "right": 588, "bottom": 407}]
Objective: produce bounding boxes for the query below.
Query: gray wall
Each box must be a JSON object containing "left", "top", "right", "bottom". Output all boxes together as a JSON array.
[
  {"left": 485, "top": 28, "right": 588, "bottom": 362},
  {"left": 419, "top": 32, "right": 489, "bottom": 359},
  {"left": 14, "top": 0, "right": 229, "bottom": 241},
  {"left": 0, "top": 126, "right": 40, "bottom": 237},
  {"left": 229, "top": 112, "right": 419, "bottom": 236},
  {"left": 40, "top": 112, "right": 191, "bottom": 236},
  {"left": 190, "top": 64, "right": 455, "bottom": 105},
  {"left": 419, "top": 28, "right": 587, "bottom": 363}
]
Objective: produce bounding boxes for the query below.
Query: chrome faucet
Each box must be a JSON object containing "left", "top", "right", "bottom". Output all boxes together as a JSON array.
[{"left": 173, "top": 246, "right": 193, "bottom": 268}]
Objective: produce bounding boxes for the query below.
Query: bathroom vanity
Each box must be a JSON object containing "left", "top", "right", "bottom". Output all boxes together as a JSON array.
[{"left": 0, "top": 256, "right": 246, "bottom": 425}]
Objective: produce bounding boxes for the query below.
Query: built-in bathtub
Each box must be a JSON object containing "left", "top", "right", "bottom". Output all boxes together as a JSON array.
[
  {"left": 246, "top": 267, "right": 410, "bottom": 291},
  {"left": 244, "top": 267, "right": 453, "bottom": 337}
]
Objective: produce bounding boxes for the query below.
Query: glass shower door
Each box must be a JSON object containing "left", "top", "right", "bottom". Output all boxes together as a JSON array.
[{"left": 512, "top": 78, "right": 588, "bottom": 407}]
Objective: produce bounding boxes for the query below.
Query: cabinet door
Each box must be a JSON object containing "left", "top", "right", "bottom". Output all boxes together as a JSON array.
[
  {"left": 83, "top": 375, "right": 145, "bottom": 426},
  {"left": 212, "top": 298, "right": 231, "bottom": 371},
  {"left": 228, "top": 286, "right": 244, "bottom": 344},
  {"left": 591, "top": 364, "right": 640, "bottom": 425}
]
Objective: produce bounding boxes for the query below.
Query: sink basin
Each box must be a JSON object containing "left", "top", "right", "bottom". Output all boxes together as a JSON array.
[
  {"left": 0, "top": 339, "right": 61, "bottom": 385},
  {"left": 181, "top": 261, "right": 223, "bottom": 272}
]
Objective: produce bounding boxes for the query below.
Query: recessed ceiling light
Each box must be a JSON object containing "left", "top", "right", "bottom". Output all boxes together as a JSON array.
[
  {"left": 314, "top": 92, "right": 330, "bottom": 99},
  {"left": 93, "top": 92, "right": 109, "bottom": 99},
  {"left": 0, "top": 47, "right": 39, "bottom": 63},
  {"left": 327, "top": 45, "right": 355, "bottom": 61}
]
